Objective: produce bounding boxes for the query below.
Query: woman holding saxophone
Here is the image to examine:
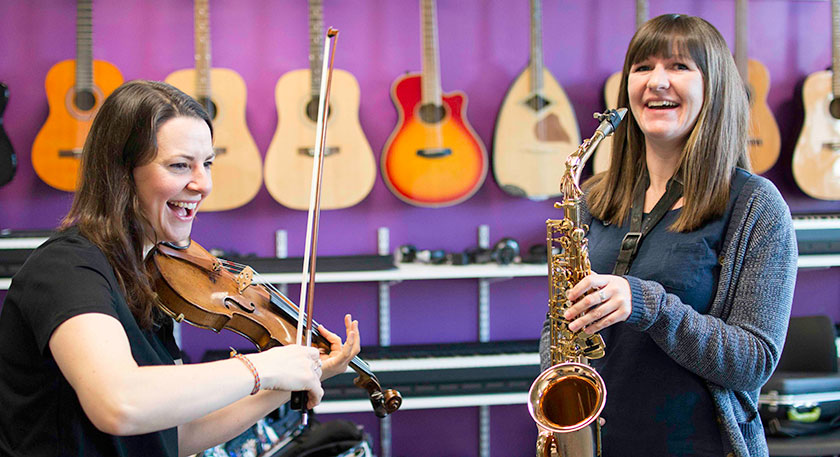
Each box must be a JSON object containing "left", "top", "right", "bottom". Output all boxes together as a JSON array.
[{"left": 540, "top": 14, "right": 797, "bottom": 457}]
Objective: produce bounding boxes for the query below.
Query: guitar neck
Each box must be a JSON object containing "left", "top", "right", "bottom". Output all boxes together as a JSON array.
[
  {"left": 635, "top": 0, "right": 648, "bottom": 30},
  {"left": 528, "top": 0, "right": 543, "bottom": 93},
  {"left": 309, "top": 0, "right": 324, "bottom": 99},
  {"left": 420, "top": 0, "right": 442, "bottom": 106},
  {"left": 76, "top": 0, "right": 93, "bottom": 93},
  {"left": 194, "top": 0, "right": 211, "bottom": 100},
  {"left": 833, "top": 0, "right": 840, "bottom": 97},
  {"left": 735, "top": 0, "right": 749, "bottom": 82}
]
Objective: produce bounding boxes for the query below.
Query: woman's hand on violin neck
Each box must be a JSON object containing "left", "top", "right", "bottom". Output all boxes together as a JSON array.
[
  {"left": 251, "top": 345, "right": 324, "bottom": 408},
  {"left": 564, "top": 273, "right": 633, "bottom": 334},
  {"left": 318, "top": 314, "right": 361, "bottom": 380}
]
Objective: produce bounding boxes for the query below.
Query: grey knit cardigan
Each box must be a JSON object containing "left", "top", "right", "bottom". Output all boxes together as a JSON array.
[{"left": 539, "top": 173, "right": 798, "bottom": 457}]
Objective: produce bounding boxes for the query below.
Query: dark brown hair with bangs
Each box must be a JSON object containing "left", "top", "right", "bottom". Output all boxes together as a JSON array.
[
  {"left": 61, "top": 80, "right": 212, "bottom": 329},
  {"left": 586, "top": 14, "right": 750, "bottom": 232}
]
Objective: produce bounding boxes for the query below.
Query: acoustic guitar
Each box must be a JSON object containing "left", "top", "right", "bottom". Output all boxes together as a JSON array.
[
  {"left": 492, "top": 0, "right": 580, "bottom": 200},
  {"left": 0, "top": 83, "right": 16, "bottom": 188},
  {"left": 165, "top": 0, "right": 262, "bottom": 211},
  {"left": 381, "top": 0, "right": 488, "bottom": 207},
  {"left": 792, "top": 0, "right": 840, "bottom": 200},
  {"left": 31, "top": 0, "right": 123, "bottom": 192},
  {"left": 592, "top": 0, "right": 647, "bottom": 175},
  {"left": 264, "top": 0, "right": 375, "bottom": 210},
  {"left": 735, "top": 0, "right": 781, "bottom": 174}
]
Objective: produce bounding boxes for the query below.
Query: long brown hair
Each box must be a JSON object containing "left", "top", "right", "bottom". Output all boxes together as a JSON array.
[
  {"left": 61, "top": 80, "right": 212, "bottom": 329},
  {"left": 586, "top": 14, "right": 750, "bottom": 232}
]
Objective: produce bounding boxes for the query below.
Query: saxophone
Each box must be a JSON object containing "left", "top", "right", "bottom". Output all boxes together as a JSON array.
[{"left": 528, "top": 108, "right": 627, "bottom": 457}]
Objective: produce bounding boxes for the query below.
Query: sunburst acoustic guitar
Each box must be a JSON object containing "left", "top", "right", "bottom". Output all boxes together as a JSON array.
[
  {"left": 592, "top": 0, "right": 647, "bottom": 175},
  {"left": 381, "top": 0, "right": 488, "bottom": 207},
  {"left": 165, "top": 0, "right": 262, "bottom": 211},
  {"left": 264, "top": 0, "right": 375, "bottom": 210},
  {"left": 792, "top": 0, "right": 840, "bottom": 200},
  {"left": 735, "top": 0, "right": 781, "bottom": 174},
  {"left": 31, "top": 0, "right": 123, "bottom": 192},
  {"left": 0, "top": 83, "right": 16, "bottom": 188},
  {"left": 492, "top": 0, "right": 579, "bottom": 200}
]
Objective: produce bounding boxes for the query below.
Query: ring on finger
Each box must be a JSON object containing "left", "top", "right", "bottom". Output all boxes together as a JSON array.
[{"left": 598, "top": 289, "right": 607, "bottom": 304}]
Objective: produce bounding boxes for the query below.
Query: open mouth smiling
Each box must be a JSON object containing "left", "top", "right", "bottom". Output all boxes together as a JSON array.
[
  {"left": 646, "top": 100, "right": 679, "bottom": 109},
  {"left": 167, "top": 200, "right": 198, "bottom": 218}
]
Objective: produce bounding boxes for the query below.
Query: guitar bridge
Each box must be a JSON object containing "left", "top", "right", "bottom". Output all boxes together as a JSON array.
[
  {"left": 416, "top": 147, "right": 452, "bottom": 158},
  {"left": 58, "top": 148, "right": 83, "bottom": 158},
  {"left": 298, "top": 146, "right": 339, "bottom": 157}
]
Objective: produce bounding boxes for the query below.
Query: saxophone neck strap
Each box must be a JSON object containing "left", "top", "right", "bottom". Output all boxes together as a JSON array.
[{"left": 612, "top": 170, "right": 683, "bottom": 276}]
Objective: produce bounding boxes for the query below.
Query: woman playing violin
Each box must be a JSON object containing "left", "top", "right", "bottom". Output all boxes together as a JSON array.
[{"left": 0, "top": 80, "right": 360, "bottom": 457}]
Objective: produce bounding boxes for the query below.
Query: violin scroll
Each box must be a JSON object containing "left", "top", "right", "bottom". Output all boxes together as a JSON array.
[{"left": 354, "top": 372, "right": 403, "bottom": 417}]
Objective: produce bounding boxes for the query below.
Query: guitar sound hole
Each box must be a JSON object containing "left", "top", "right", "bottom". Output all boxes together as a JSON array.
[
  {"left": 830, "top": 98, "right": 840, "bottom": 120},
  {"left": 419, "top": 103, "right": 446, "bottom": 123},
  {"left": 74, "top": 90, "right": 96, "bottom": 111},
  {"left": 198, "top": 97, "right": 217, "bottom": 120},
  {"left": 306, "top": 97, "right": 332, "bottom": 123},
  {"left": 524, "top": 94, "right": 551, "bottom": 112}
]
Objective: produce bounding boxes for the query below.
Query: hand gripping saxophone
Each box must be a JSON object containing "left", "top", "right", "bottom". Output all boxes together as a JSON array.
[{"left": 528, "top": 108, "right": 627, "bottom": 457}]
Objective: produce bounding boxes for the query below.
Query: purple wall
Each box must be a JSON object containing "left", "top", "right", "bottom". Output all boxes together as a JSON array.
[{"left": 1, "top": 1, "right": 838, "bottom": 455}]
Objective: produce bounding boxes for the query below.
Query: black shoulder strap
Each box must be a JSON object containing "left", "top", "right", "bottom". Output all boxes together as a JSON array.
[{"left": 613, "top": 171, "right": 683, "bottom": 275}]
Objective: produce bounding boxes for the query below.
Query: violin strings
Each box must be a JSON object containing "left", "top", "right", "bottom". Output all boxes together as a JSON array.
[
  {"left": 216, "top": 258, "right": 363, "bottom": 365},
  {"left": 216, "top": 257, "right": 320, "bottom": 333}
]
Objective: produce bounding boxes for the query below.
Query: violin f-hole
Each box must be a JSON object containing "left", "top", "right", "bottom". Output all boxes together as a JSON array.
[{"left": 223, "top": 296, "right": 255, "bottom": 313}]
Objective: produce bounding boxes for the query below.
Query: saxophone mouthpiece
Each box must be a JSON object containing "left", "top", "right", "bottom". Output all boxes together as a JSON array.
[{"left": 594, "top": 108, "right": 628, "bottom": 137}]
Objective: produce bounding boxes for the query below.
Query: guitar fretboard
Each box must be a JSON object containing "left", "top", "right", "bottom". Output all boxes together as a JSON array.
[
  {"left": 194, "top": 0, "right": 211, "bottom": 100},
  {"left": 76, "top": 0, "right": 93, "bottom": 93},
  {"left": 420, "top": 0, "right": 442, "bottom": 107},
  {"left": 528, "top": 0, "right": 543, "bottom": 93},
  {"left": 833, "top": 0, "right": 840, "bottom": 97},
  {"left": 635, "top": 0, "right": 648, "bottom": 30},
  {"left": 735, "top": 0, "right": 749, "bottom": 82},
  {"left": 309, "top": 0, "right": 324, "bottom": 99}
]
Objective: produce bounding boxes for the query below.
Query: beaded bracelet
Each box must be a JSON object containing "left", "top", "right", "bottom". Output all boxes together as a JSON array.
[{"left": 230, "top": 348, "right": 260, "bottom": 395}]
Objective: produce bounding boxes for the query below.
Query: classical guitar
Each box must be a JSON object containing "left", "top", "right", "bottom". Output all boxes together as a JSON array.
[
  {"left": 0, "top": 83, "right": 16, "bottom": 188},
  {"left": 165, "top": 0, "right": 262, "bottom": 211},
  {"left": 381, "top": 0, "right": 488, "bottom": 207},
  {"left": 264, "top": 0, "right": 375, "bottom": 210},
  {"left": 31, "top": 0, "right": 123, "bottom": 192},
  {"left": 735, "top": 0, "right": 781, "bottom": 174},
  {"left": 793, "top": 0, "right": 840, "bottom": 200},
  {"left": 492, "top": 0, "right": 580, "bottom": 200},
  {"left": 592, "top": 0, "right": 647, "bottom": 175}
]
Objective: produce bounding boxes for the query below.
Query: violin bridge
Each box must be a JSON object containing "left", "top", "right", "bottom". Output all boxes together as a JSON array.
[{"left": 236, "top": 266, "right": 255, "bottom": 294}]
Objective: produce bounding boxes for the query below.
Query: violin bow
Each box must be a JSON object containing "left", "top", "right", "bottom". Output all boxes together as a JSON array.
[{"left": 291, "top": 27, "right": 339, "bottom": 424}]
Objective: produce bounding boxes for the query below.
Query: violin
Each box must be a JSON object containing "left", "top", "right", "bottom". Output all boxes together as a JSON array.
[{"left": 144, "top": 239, "right": 402, "bottom": 418}]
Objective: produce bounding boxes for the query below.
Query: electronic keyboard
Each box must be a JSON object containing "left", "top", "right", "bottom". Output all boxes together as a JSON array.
[{"left": 792, "top": 213, "right": 840, "bottom": 255}]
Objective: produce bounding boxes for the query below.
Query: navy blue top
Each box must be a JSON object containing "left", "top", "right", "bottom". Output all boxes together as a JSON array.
[{"left": 587, "top": 169, "right": 749, "bottom": 456}]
